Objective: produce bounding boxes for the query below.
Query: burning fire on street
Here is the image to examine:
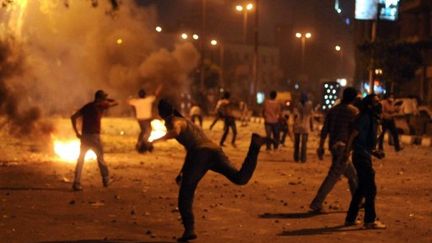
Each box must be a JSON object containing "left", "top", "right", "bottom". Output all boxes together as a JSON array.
[
  {"left": 148, "top": 119, "right": 167, "bottom": 142},
  {"left": 53, "top": 138, "right": 96, "bottom": 163},
  {"left": 52, "top": 119, "right": 166, "bottom": 162}
]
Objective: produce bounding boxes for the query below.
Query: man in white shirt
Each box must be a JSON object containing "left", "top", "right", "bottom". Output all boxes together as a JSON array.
[{"left": 128, "top": 85, "right": 162, "bottom": 152}]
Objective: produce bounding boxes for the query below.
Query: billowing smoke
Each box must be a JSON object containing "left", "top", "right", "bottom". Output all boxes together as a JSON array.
[{"left": 0, "top": 0, "right": 199, "bottom": 135}]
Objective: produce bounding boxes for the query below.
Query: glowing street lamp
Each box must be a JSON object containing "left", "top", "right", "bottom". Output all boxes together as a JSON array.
[
  {"left": 116, "top": 38, "right": 123, "bottom": 45},
  {"left": 193, "top": 34, "right": 199, "bottom": 40},
  {"left": 335, "top": 45, "right": 343, "bottom": 76},
  {"left": 181, "top": 33, "right": 188, "bottom": 40},
  {"left": 235, "top": 2, "right": 254, "bottom": 43},
  {"left": 210, "top": 39, "right": 218, "bottom": 46},
  {"left": 155, "top": 26, "right": 162, "bottom": 33},
  {"left": 295, "top": 32, "right": 313, "bottom": 72}
]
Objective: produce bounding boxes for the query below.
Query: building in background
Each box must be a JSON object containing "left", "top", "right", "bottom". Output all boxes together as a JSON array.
[{"left": 399, "top": 0, "right": 432, "bottom": 105}]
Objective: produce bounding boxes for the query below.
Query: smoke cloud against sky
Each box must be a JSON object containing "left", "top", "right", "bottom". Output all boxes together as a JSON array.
[{"left": 0, "top": 0, "right": 199, "bottom": 135}]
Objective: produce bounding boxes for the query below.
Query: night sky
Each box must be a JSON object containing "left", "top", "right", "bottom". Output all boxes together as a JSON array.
[{"left": 136, "top": 0, "right": 356, "bottom": 85}]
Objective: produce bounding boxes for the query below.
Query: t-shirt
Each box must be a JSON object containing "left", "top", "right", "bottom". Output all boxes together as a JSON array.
[
  {"left": 321, "top": 103, "right": 359, "bottom": 147},
  {"left": 79, "top": 101, "right": 110, "bottom": 134},
  {"left": 381, "top": 99, "right": 397, "bottom": 120},
  {"left": 128, "top": 96, "right": 156, "bottom": 120},
  {"left": 293, "top": 101, "right": 313, "bottom": 134},
  {"left": 263, "top": 99, "right": 281, "bottom": 124}
]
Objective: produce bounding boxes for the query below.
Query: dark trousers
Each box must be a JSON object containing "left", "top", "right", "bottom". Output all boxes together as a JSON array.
[
  {"left": 310, "top": 144, "right": 358, "bottom": 210},
  {"left": 137, "top": 119, "right": 152, "bottom": 152},
  {"left": 378, "top": 118, "right": 401, "bottom": 151},
  {"left": 209, "top": 112, "right": 222, "bottom": 130},
  {"left": 280, "top": 125, "right": 289, "bottom": 145},
  {"left": 294, "top": 133, "right": 308, "bottom": 162},
  {"left": 179, "top": 142, "right": 262, "bottom": 232},
  {"left": 345, "top": 151, "right": 377, "bottom": 224},
  {"left": 220, "top": 117, "right": 237, "bottom": 145},
  {"left": 264, "top": 122, "right": 280, "bottom": 150},
  {"left": 191, "top": 115, "right": 203, "bottom": 127}
]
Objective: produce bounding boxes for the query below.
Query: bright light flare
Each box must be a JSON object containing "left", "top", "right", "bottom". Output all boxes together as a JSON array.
[
  {"left": 53, "top": 139, "right": 96, "bottom": 163},
  {"left": 305, "top": 32, "right": 312, "bottom": 38},
  {"left": 116, "top": 38, "right": 123, "bottom": 45},
  {"left": 155, "top": 26, "right": 162, "bottom": 32},
  {"left": 210, "top": 39, "right": 218, "bottom": 46},
  {"left": 192, "top": 34, "right": 199, "bottom": 40},
  {"left": 295, "top": 33, "right": 302, "bottom": 38},
  {"left": 246, "top": 3, "right": 254, "bottom": 10},
  {"left": 236, "top": 5, "right": 243, "bottom": 12},
  {"left": 335, "top": 45, "right": 341, "bottom": 51},
  {"left": 181, "top": 33, "right": 188, "bottom": 40},
  {"left": 148, "top": 119, "right": 167, "bottom": 142}
]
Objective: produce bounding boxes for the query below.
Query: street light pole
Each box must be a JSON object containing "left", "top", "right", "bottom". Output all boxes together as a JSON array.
[
  {"left": 243, "top": 10, "right": 248, "bottom": 44},
  {"left": 251, "top": 0, "right": 259, "bottom": 106},
  {"left": 200, "top": 0, "right": 207, "bottom": 92},
  {"left": 296, "top": 32, "right": 312, "bottom": 77},
  {"left": 335, "top": 45, "right": 343, "bottom": 77}
]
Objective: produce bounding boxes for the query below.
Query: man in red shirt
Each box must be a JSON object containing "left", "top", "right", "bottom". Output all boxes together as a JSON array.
[
  {"left": 263, "top": 90, "right": 282, "bottom": 151},
  {"left": 71, "top": 90, "right": 118, "bottom": 191}
]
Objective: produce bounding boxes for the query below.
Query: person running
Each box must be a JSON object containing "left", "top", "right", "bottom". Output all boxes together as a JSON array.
[
  {"left": 189, "top": 104, "right": 203, "bottom": 127},
  {"left": 309, "top": 87, "right": 359, "bottom": 213},
  {"left": 293, "top": 93, "right": 313, "bottom": 162},
  {"left": 71, "top": 90, "right": 118, "bottom": 191},
  {"left": 377, "top": 93, "right": 402, "bottom": 152},
  {"left": 128, "top": 85, "right": 162, "bottom": 153},
  {"left": 152, "top": 99, "right": 269, "bottom": 241},
  {"left": 218, "top": 91, "right": 237, "bottom": 147},
  {"left": 263, "top": 90, "right": 281, "bottom": 151},
  {"left": 343, "top": 94, "right": 386, "bottom": 229},
  {"left": 209, "top": 93, "right": 228, "bottom": 130}
]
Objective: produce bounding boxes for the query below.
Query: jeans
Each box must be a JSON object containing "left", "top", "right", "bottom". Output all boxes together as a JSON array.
[
  {"left": 294, "top": 133, "right": 308, "bottom": 162},
  {"left": 137, "top": 119, "right": 152, "bottom": 152},
  {"left": 74, "top": 134, "right": 109, "bottom": 186},
  {"left": 280, "top": 125, "right": 289, "bottom": 145},
  {"left": 264, "top": 122, "right": 280, "bottom": 150},
  {"left": 179, "top": 140, "right": 262, "bottom": 233},
  {"left": 310, "top": 144, "right": 358, "bottom": 210},
  {"left": 220, "top": 117, "right": 237, "bottom": 145},
  {"left": 345, "top": 151, "right": 377, "bottom": 224},
  {"left": 378, "top": 118, "right": 401, "bottom": 151},
  {"left": 209, "top": 112, "right": 223, "bottom": 130}
]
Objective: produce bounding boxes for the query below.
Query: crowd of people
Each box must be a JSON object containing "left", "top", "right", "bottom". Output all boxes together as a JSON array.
[{"left": 69, "top": 87, "right": 404, "bottom": 241}]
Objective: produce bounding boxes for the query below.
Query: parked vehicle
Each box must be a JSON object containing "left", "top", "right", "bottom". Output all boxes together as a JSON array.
[{"left": 393, "top": 98, "right": 432, "bottom": 136}]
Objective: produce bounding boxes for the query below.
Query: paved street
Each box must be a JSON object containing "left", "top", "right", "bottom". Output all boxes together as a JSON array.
[{"left": 0, "top": 118, "right": 431, "bottom": 243}]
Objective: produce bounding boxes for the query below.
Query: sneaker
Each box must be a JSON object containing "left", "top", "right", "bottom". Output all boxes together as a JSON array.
[
  {"left": 364, "top": 221, "right": 386, "bottom": 229},
  {"left": 72, "top": 183, "right": 83, "bottom": 191},
  {"left": 344, "top": 220, "right": 361, "bottom": 226}
]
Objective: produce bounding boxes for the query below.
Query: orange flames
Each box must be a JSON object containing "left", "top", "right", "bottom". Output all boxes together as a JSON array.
[
  {"left": 148, "top": 119, "right": 167, "bottom": 142},
  {"left": 53, "top": 138, "right": 96, "bottom": 163},
  {"left": 52, "top": 119, "right": 166, "bottom": 162}
]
